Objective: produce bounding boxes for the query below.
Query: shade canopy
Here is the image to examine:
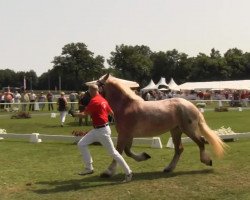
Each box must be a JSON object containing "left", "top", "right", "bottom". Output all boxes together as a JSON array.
[
  {"left": 178, "top": 80, "right": 250, "bottom": 90},
  {"left": 141, "top": 79, "right": 158, "bottom": 91},
  {"left": 168, "top": 78, "right": 180, "bottom": 91},
  {"left": 156, "top": 77, "right": 169, "bottom": 89}
]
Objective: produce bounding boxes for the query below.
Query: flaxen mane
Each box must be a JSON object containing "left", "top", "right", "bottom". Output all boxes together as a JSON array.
[{"left": 106, "top": 78, "right": 143, "bottom": 101}]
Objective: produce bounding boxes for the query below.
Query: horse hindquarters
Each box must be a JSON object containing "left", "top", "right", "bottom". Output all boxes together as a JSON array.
[
  {"left": 198, "top": 112, "right": 226, "bottom": 158},
  {"left": 180, "top": 105, "right": 214, "bottom": 166}
]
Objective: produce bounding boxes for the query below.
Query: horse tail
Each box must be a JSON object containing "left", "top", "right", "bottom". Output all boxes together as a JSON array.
[{"left": 198, "top": 112, "right": 227, "bottom": 158}]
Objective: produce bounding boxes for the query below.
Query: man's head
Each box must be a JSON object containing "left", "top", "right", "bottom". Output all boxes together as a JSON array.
[{"left": 88, "top": 84, "right": 99, "bottom": 97}]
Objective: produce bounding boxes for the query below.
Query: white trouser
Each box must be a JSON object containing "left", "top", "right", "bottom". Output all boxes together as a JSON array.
[
  {"left": 60, "top": 111, "right": 67, "bottom": 124},
  {"left": 77, "top": 126, "right": 132, "bottom": 175}
]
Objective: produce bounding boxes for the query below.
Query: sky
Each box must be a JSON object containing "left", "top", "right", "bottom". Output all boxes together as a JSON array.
[{"left": 1, "top": 0, "right": 250, "bottom": 76}]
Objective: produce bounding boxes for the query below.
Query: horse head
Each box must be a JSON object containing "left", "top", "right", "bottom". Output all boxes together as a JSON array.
[{"left": 96, "top": 73, "right": 111, "bottom": 97}]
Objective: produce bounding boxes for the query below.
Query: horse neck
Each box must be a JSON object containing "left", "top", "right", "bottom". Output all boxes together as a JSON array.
[{"left": 105, "top": 84, "right": 132, "bottom": 112}]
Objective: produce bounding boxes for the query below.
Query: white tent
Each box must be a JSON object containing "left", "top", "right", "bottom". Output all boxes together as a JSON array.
[
  {"left": 168, "top": 78, "right": 180, "bottom": 91},
  {"left": 156, "top": 77, "right": 169, "bottom": 89},
  {"left": 178, "top": 80, "right": 250, "bottom": 90},
  {"left": 141, "top": 79, "right": 158, "bottom": 91}
]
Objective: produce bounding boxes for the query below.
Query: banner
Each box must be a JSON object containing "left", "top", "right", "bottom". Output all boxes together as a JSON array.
[{"left": 23, "top": 76, "right": 26, "bottom": 90}]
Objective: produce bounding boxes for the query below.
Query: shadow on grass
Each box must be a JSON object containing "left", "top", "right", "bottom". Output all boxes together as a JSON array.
[{"left": 33, "top": 169, "right": 214, "bottom": 194}]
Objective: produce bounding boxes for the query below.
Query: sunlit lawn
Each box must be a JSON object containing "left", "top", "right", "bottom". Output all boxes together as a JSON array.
[
  {"left": 0, "top": 139, "right": 249, "bottom": 200},
  {"left": 0, "top": 109, "right": 250, "bottom": 199}
]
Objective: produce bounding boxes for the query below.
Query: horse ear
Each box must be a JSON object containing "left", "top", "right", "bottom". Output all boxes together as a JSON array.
[{"left": 103, "top": 73, "right": 110, "bottom": 82}]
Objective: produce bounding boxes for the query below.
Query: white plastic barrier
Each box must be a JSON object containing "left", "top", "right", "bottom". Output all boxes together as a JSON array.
[
  {"left": 0, "top": 133, "right": 163, "bottom": 148},
  {"left": 166, "top": 132, "right": 250, "bottom": 148},
  {"left": 29, "top": 133, "right": 42, "bottom": 143}
]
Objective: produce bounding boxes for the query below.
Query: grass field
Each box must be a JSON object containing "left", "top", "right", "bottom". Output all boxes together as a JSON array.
[
  {"left": 0, "top": 139, "right": 250, "bottom": 200},
  {"left": 0, "top": 109, "right": 250, "bottom": 199}
]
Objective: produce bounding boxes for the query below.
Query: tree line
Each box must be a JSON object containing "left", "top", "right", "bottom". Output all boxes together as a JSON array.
[{"left": 1, "top": 42, "right": 250, "bottom": 91}]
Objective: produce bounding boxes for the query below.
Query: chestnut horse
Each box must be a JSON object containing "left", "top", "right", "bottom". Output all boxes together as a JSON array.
[{"left": 97, "top": 74, "right": 226, "bottom": 177}]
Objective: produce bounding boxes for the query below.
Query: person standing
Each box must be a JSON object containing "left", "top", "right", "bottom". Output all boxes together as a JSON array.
[
  {"left": 57, "top": 92, "right": 68, "bottom": 127},
  {"left": 4, "top": 89, "right": 13, "bottom": 109},
  {"left": 29, "top": 90, "right": 36, "bottom": 111},
  {"left": 13, "top": 90, "right": 21, "bottom": 111},
  {"left": 47, "top": 91, "right": 54, "bottom": 111},
  {"left": 38, "top": 92, "right": 46, "bottom": 111},
  {"left": 21, "top": 90, "right": 29, "bottom": 111},
  {"left": 69, "top": 91, "right": 77, "bottom": 111},
  {"left": 73, "top": 84, "right": 133, "bottom": 182},
  {"left": 0, "top": 91, "right": 5, "bottom": 110},
  {"left": 78, "top": 91, "right": 90, "bottom": 126}
]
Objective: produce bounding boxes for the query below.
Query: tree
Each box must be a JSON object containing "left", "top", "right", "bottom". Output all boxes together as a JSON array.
[
  {"left": 151, "top": 49, "right": 190, "bottom": 84},
  {"left": 108, "top": 44, "right": 153, "bottom": 85},
  {"left": 52, "top": 43, "right": 105, "bottom": 90},
  {"left": 224, "top": 48, "right": 245, "bottom": 80}
]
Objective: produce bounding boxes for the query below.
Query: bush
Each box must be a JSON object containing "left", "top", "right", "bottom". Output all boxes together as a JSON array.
[
  {"left": 11, "top": 112, "right": 31, "bottom": 119},
  {"left": 214, "top": 107, "right": 228, "bottom": 112},
  {"left": 196, "top": 102, "right": 206, "bottom": 108}
]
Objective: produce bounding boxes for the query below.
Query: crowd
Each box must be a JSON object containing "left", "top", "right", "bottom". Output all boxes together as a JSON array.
[
  {"left": 1, "top": 88, "right": 250, "bottom": 113},
  {"left": 141, "top": 89, "right": 250, "bottom": 107},
  {"left": 0, "top": 89, "right": 87, "bottom": 112}
]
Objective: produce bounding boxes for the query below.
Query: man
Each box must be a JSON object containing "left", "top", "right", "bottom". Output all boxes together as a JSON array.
[
  {"left": 57, "top": 92, "right": 68, "bottom": 127},
  {"left": 13, "top": 90, "right": 21, "bottom": 111},
  {"left": 21, "top": 90, "right": 29, "bottom": 111},
  {"left": 29, "top": 90, "right": 36, "bottom": 111},
  {"left": 72, "top": 84, "right": 133, "bottom": 182},
  {"left": 69, "top": 91, "right": 77, "bottom": 111},
  {"left": 46, "top": 91, "right": 54, "bottom": 111}
]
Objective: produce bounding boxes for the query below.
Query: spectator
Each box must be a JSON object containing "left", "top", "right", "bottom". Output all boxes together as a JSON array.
[
  {"left": 21, "top": 90, "right": 29, "bottom": 111},
  {"left": 57, "top": 92, "right": 68, "bottom": 127},
  {"left": 78, "top": 91, "right": 91, "bottom": 126},
  {"left": 29, "top": 90, "right": 37, "bottom": 111},
  {"left": 46, "top": 91, "right": 54, "bottom": 111},
  {"left": 0, "top": 91, "right": 5, "bottom": 110},
  {"left": 69, "top": 91, "right": 77, "bottom": 111},
  {"left": 13, "top": 91, "right": 21, "bottom": 110},
  {"left": 38, "top": 92, "right": 46, "bottom": 111},
  {"left": 4, "top": 89, "right": 13, "bottom": 109}
]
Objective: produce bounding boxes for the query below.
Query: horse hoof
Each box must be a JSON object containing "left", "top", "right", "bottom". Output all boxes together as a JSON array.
[
  {"left": 163, "top": 168, "right": 172, "bottom": 173},
  {"left": 100, "top": 172, "right": 112, "bottom": 178},
  {"left": 143, "top": 152, "right": 151, "bottom": 160}
]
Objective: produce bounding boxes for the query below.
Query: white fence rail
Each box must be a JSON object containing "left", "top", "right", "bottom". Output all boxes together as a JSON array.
[
  {"left": 0, "top": 133, "right": 163, "bottom": 149},
  {"left": 166, "top": 132, "right": 250, "bottom": 148}
]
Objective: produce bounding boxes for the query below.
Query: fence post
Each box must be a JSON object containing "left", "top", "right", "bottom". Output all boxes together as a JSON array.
[
  {"left": 30, "top": 133, "right": 42, "bottom": 143},
  {"left": 166, "top": 137, "right": 175, "bottom": 148},
  {"left": 151, "top": 137, "right": 162, "bottom": 149}
]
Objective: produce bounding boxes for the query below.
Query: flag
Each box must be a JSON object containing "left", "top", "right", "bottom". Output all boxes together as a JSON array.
[{"left": 23, "top": 76, "right": 26, "bottom": 90}]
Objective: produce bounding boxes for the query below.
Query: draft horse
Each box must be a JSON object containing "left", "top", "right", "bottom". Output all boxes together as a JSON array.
[{"left": 97, "top": 74, "right": 226, "bottom": 177}]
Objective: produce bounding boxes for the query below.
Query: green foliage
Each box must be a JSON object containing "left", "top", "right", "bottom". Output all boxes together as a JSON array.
[
  {"left": 108, "top": 44, "right": 153, "bottom": 85},
  {"left": 2, "top": 45, "right": 250, "bottom": 89},
  {"left": 0, "top": 69, "right": 37, "bottom": 90},
  {"left": 10, "top": 112, "right": 31, "bottom": 119},
  {"left": 50, "top": 42, "right": 105, "bottom": 90}
]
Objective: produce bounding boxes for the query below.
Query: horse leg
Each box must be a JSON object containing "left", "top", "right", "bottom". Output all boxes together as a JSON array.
[
  {"left": 124, "top": 138, "right": 151, "bottom": 161},
  {"left": 100, "top": 136, "right": 128, "bottom": 178},
  {"left": 164, "top": 127, "right": 184, "bottom": 173},
  {"left": 185, "top": 130, "right": 212, "bottom": 166}
]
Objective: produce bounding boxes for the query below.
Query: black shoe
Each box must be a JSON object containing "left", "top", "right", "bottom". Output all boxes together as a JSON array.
[{"left": 68, "top": 109, "right": 75, "bottom": 117}]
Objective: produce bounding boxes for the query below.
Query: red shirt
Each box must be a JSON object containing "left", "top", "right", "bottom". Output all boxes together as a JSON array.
[{"left": 85, "top": 94, "right": 112, "bottom": 127}]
